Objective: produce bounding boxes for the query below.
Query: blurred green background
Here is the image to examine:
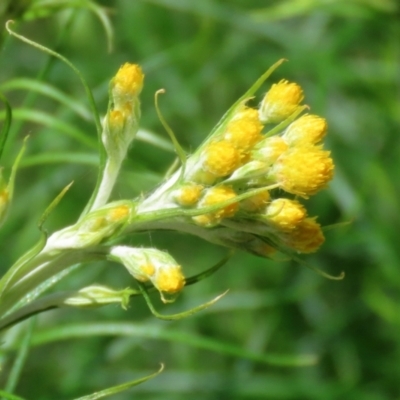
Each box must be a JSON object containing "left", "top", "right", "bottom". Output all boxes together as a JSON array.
[{"left": 0, "top": 0, "right": 399, "bottom": 399}]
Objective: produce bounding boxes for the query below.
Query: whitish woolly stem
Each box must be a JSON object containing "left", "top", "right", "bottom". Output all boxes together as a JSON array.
[
  {"left": 89, "top": 159, "right": 122, "bottom": 211},
  {"left": 0, "top": 249, "right": 106, "bottom": 316}
]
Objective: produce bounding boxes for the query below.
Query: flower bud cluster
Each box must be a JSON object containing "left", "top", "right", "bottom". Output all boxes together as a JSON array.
[
  {"left": 102, "top": 63, "right": 144, "bottom": 162},
  {"left": 152, "top": 78, "right": 334, "bottom": 256}
]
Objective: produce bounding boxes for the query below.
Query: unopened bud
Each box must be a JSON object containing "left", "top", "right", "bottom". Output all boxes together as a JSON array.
[
  {"left": 109, "top": 246, "right": 185, "bottom": 301},
  {"left": 44, "top": 201, "right": 133, "bottom": 253},
  {"left": 259, "top": 80, "right": 304, "bottom": 124},
  {"left": 63, "top": 285, "right": 135, "bottom": 309}
]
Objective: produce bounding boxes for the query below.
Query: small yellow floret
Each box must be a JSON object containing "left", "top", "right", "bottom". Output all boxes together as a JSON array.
[
  {"left": 202, "top": 140, "right": 241, "bottom": 177},
  {"left": 283, "top": 217, "right": 325, "bottom": 253},
  {"left": 266, "top": 198, "right": 306, "bottom": 230},
  {"left": 175, "top": 184, "right": 203, "bottom": 206},
  {"left": 107, "top": 205, "right": 131, "bottom": 222},
  {"left": 193, "top": 186, "right": 238, "bottom": 226},
  {"left": 253, "top": 136, "right": 288, "bottom": 165},
  {"left": 108, "top": 110, "right": 125, "bottom": 132},
  {"left": 154, "top": 265, "right": 185, "bottom": 294},
  {"left": 259, "top": 80, "right": 304, "bottom": 124},
  {"left": 273, "top": 146, "right": 334, "bottom": 197},
  {"left": 138, "top": 263, "right": 156, "bottom": 280},
  {"left": 113, "top": 63, "right": 144, "bottom": 97},
  {"left": 283, "top": 114, "right": 327, "bottom": 146},
  {"left": 241, "top": 190, "right": 270, "bottom": 212},
  {"left": 224, "top": 108, "right": 263, "bottom": 153}
]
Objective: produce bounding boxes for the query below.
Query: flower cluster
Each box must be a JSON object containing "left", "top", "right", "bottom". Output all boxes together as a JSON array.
[
  {"left": 141, "top": 79, "right": 334, "bottom": 259},
  {"left": 0, "top": 62, "right": 335, "bottom": 313}
]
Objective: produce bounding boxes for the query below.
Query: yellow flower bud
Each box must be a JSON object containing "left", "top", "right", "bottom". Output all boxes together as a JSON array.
[
  {"left": 202, "top": 140, "right": 241, "bottom": 177},
  {"left": 265, "top": 198, "right": 306, "bottom": 230},
  {"left": 44, "top": 201, "right": 133, "bottom": 252},
  {"left": 283, "top": 114, "right": 327, "bottom": 146},
  {"left": 193, "top": 185, "right": 238, "bottom": 226},
  {"left": 154, "top": 265, "right": 185, "bottom": 294},
  {"left": 109, "top": 246, "right": 185, "bottom": 298},
  {"left": 112, "top": 63, "right": 144, "bottom": 98},
  {"left": 174, "top": 184, "right": 203, "bottom": 206},
  {"left": 272, "top": 146, "right": 334, "bottom": 197},
  {"left": 224, "top": 107, "right": 263, "bottom": 153},
  {"left": 283, "top": 217, "right": 325, "bottom": 253},
  {"left": 259, "top": 80, "right": 304, "bottom": 124}
]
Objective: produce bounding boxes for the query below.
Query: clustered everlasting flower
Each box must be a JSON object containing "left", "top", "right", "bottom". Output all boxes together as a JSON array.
[
  {"left": 0, "top": 59, "right": 335, "bottom": 318},
  {"left": 137, "top": 74, "right": 335, "bottom": 268}
]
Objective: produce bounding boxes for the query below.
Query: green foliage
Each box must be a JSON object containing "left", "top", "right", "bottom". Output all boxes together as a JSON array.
[{"left": 0, "top": 0, "right": 399, "bottom": 399}]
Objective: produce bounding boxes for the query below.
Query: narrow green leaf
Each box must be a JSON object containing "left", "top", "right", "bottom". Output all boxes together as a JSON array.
[
  {"left": 4, "top": 318, "right": 35, "bottom": 394},
  {"left": 19, "top": 152, "right": 98, "bottom": 168},
  {"left": 0, "top": 78, "right": 92, "bottom": 120},
  {"left": 0, "top": 109, "right": 97, "bottom": 149},
  {"left": 30, "top": 322, "right": 318, "bottom": 367},
  {"left": 136, "top": 129, "right": 175, "bottom": 152},
  {"left": 5, "top": 20, "right": 102, "bottom": 137},
  {"left": 138, "top": 280, "right": 228, "bottom": 319},
  {"left": 72, "top": 364, "right": 164, "bottom": 400}
]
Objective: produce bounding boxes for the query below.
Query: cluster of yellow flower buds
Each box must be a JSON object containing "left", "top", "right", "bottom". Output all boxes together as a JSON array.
[
  {"left": 168, "top": 79, "right": 334, "bottom": 256},
  {"left": 103, "top": 63, "right": 144, "bottom": 163}
]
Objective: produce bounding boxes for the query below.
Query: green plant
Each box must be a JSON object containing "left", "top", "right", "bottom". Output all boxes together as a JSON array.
[{"left": 0, "top": 16, "right": 341, "bottom": 398}]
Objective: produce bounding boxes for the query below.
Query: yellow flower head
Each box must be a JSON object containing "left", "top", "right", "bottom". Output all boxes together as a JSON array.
[
  {"left": 154, "top": 264, "right": 185, "bottom": 294},
  {"left": 283, "top": 217, "right": 325, "bottom": 253},
  {"left": 272, "top": 146, "right": 334, "bottom": 197},
  {"left": 224, "top": 107, "right": 263, "bottom": 153},
  {"left": 174, "top": 184, "right": 203, "bottom": 206},
  {"left": 193, "top": 185, "right": 238, "bottom": 226},
  {"left": 240, "top": 190, "right": 270, "bottom": 212},
  {"left": 202, "top": 140, "right": 241, "bottom": 177},
  {"left": 283, "top": 114, "right": 327, "bottom": 146},
  {"left": 253, "top": 136, "right": 288, "bottom": 166},
  {"left": 259, "top": 80, "right": 304, "bottom": 124},
  {"left": 112, "top": 63, "right": 144, "bottom": 98},
  {"left": 266, "top": 198, "right": 306, "bottom": 231}
]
